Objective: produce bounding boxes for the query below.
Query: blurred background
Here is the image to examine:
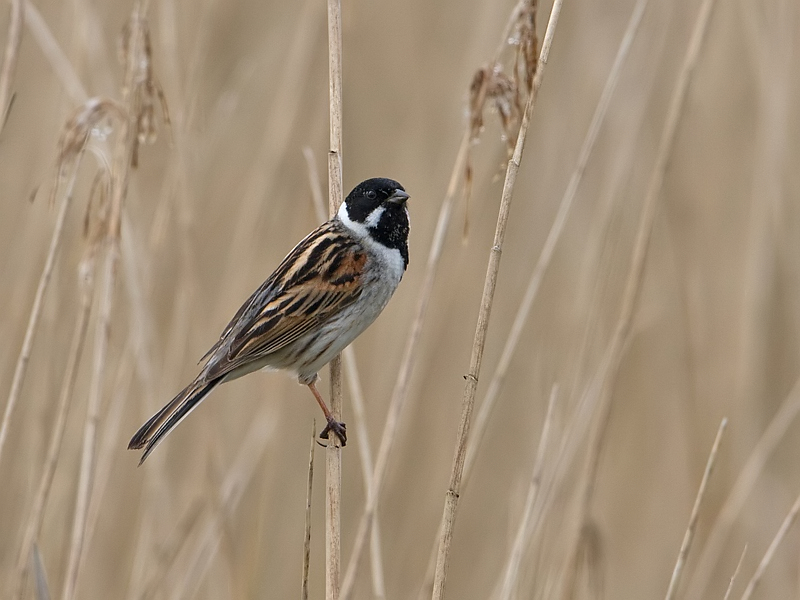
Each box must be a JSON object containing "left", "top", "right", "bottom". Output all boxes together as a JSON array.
[{"left": 2, "top": 0, "right": 800, "bottom": 598}]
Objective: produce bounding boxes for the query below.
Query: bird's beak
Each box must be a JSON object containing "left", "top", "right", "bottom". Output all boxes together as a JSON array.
[{"left": 387, "top": 189, "right": 409, "bottom": 205}]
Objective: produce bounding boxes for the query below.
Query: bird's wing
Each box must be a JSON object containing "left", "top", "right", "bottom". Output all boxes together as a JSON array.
[{"left": 202, "top": 221, "right": 367, "bottom": 380}]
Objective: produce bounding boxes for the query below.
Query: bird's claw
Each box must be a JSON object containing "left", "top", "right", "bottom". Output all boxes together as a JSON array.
[{"left": 319, "top": 419, "right": 347, "bottom": 447}]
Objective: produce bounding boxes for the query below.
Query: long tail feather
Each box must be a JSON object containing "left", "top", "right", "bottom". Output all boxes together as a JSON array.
[{"left": 128, "top": 376, "right": 223, "bottom": 464}]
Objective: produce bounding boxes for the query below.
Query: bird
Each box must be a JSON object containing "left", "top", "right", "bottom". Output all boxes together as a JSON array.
[{"left": 128, "top": 177, "right": 409, "bottom": 464}]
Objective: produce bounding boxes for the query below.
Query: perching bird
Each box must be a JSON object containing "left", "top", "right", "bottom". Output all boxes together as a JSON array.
[{"left": 129, "top": 178, "right": 409, "bottom": 464}]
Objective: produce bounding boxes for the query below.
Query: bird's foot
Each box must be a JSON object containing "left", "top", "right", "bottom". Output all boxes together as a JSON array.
[{"left": 319, "top": 418, "right": 347, "bottom": 447}]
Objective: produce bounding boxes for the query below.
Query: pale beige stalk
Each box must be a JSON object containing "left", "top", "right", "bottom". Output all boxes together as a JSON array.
[
  {"left": 685, "top": 0, "right": 797, "bottom": 595},
  {"left": 60, "top": 5, "right": 145, "bottom": 599},
  {"left": 302, "top": 421, "right": 316, "bottom": 600},
  {"left": 340, "top": 131, "right": 469, "bottom": 600},
  {"left": 463, "top": 0, "right": 650, "bottom": 495},
  {"left": 0, "top": 140, "right": 79, "bottom": 468},
  {"left": 341, "top": 3, "right": 553, "bottom": 595},
  {"left": 740, "top": 491, "right": 800, "bottom": 600},
  {"left": 495, "top": 387, "right": 558, "bottom": 600},
  {"left": 326, "top": 0, "right": 344, "bottom": 598},
  {"left": 686, "top": 375, "right": 800, "bottom": 599},
  {"left": 339, "top": 2, "right": 544, "bottom": 584},
  {"left": 664, "top": 418, "right": 727, "bottom": 600},
  {"left": 168, "top": 413, "right": 276, "bottom": 599},
  {"left": 305, "top": 146, "right": 387, "bottom": 599},
  {"left": 413, "top": 0, "right": 649, "bottom": 586},
  {"left": 431, "top": 3, "right": 563, "bottom": 597},
  {"left": 13, "top": 170, "right": 95, "bottom": 600},
  {"left": 723, "top": 546, "right": 747, "bottom": 600},
  {"left": 562, "top": 0, "right": 719, "bottom": 590}
]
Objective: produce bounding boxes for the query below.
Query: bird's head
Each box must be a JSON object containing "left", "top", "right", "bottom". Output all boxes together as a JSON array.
[{"left": 338, "top": 178, "right": 410, "bottom": 266}]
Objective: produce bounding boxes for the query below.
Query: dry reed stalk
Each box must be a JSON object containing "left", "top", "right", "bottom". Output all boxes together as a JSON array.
[
  {"left": 325, "top": 355, "right": 344, "bottom": 589},
  {"left": 411, "top": 2, "right": 650, "bottom": 581},
  {"left": 304, "top": 146, "right": 388, "bottom": 598},
  {"left": 325, "top": 0, "right": 344, "bottom": 598},
  {"left": 340, "top": 131, "right": 469, "bottom": 600},
  {"left": 431, "top": 3, "right": 562, "bottom": 598},
  {"left": 166, "top": 413, "right": 274, "bottom": 598},
  {"left": 61, "top": 6, "right": 150, "bottom": 599},
  {"left": 740, "top": 490, "right": 800, "bottom": 600},
  {"left": 128, "top": 334, "right": 189, "bottom": 599},
  {"left": 76, "top": 212, "right": 160, "bottom": 581},
  {"left": 0, "top": 99, "right": 108, "bottom": 467},
  {"left": 664, "top": 418, "right": 727, "bottom": 600},
  {"left": 118, "top": 181, "right": 158, "bottom": 389},
  {"left": 485, "top": 347, "right": 612, "bottom": 600},
  {"left": 60, "top": 194, "right": 119, "bottom": 600},
  {"left": 12, "top": 17, "right": 133, "bottom": 565},
  {"left": 685, "top": 358, "right": 800, "bottom": 596},
  {"left": 341, "top": 2, "right": 544, "bottom": 595},
  {"left": 14, "top": 203, "right": 101, "bottom": 599},
  {"left": 0, "top": 0, "right": 22, "bottom": 130},
  {"left": 733, "top": 0, "right": 795, "bottom": 445},
  {"left": 560, "top": 0, "right": 718, "bottom": 590},
  {"left": 495, "top": 386, "right": 558, "bottom": 600},
  {"left": 462, "top": 0, "right": 537, "bottom": 236},
  {"left": 85, "top": 352, "right": 135, "bottom": 549},
  {"left": 113, "top": 213, "right": 178, "bottom": 600},
  {"left": 301, "top": 421, "right": 316, "bottom": 600},
  {"left": 59, "top": 127, "right": 126, "bottom": 596},
  {"left": 463, "top": 0, "right": 650, "bottom": 496},
  {"left": 119, "top": 134, "right": 214, "bottom": 596},
  {"left": 493, "top": 350, "right": 619, "bottom": 600},
  {"left": 722, "top": 546, "right": 747, "bottom": 600},
  {"left": 130, "top": 209, "right": 214, "bottom": 570},
  {"left": 4, "top": 7, "right": 119, "bottom": 595},
  {"left": 341, "top": 355, "right": 387, "bottom": 597}
]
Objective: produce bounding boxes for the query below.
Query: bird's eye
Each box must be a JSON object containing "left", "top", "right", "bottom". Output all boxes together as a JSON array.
[{"left": 366, "top": 190, "right": 377, "bottom": 200}]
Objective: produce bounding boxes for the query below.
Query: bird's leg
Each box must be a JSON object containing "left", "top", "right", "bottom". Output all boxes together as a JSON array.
[{"left": 307, "top": 380, "right": 347, "bottom": 446}]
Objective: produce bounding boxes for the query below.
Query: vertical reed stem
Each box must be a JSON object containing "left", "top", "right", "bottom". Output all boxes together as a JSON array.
[
  {"left": 325, "top": 0, "right": 344, "bottom": 598},
  {"left": 431, "top": 2, "right": 563, "bottom": 597}
]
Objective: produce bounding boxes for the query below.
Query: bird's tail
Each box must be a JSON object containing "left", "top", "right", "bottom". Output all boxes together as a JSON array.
[{"left": 128, "top": 376, "right": 223, "bottom": 465}]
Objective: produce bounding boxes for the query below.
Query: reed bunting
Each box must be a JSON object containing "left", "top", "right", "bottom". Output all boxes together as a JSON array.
[{"left": 129, "top": 178, "right": 409, "bottom": 464}]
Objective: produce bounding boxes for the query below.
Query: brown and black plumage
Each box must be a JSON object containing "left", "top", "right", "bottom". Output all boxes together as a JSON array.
[{"left": 129, "top": 178, "right": 409, "bottom": 464}]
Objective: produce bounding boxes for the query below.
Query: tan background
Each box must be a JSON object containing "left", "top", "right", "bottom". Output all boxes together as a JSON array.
[{"left": 2, "top": 0, "right": 800, "bottom": 598}]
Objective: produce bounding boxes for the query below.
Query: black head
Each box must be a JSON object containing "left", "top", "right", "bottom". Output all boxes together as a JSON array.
[{"left": 340, "top": 178, "right": 410, "bottom": 268}]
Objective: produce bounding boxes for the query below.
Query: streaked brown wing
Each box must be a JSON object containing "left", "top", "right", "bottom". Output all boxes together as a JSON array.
[
  {"left": 198, "top": 220, "right": 341, "bottom": 365},
  {"left": 202, "top": 222, "right": 366, "bottom": 380}
]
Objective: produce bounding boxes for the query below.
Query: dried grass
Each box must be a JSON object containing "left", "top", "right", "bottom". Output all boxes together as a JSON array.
[
  {"left": 3, "top": 0, "right": 800, "bottom": 598},
  {"left": 432, "top": 2, "right": 562, "bottom": 597}
]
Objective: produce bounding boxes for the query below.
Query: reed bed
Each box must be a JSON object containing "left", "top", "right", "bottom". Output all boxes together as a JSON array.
[{"left": 2, "top": 0, "right": 800, "bottom": 598}]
